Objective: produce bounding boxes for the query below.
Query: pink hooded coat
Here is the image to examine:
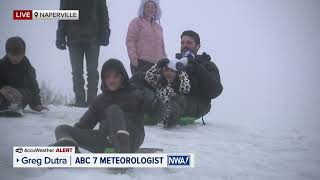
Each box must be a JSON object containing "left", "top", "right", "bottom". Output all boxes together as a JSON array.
[{"left": 126, "top": 0, "right": 167, "bottom": 65}]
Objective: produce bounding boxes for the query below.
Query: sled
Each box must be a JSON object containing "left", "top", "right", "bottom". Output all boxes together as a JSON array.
[
  {"left": 136, "top": 147, "right": 164, "bottom": 153},
  {"left": 104, "top": 147, "right": 164, "bottom": 154},
  {"left": 0, "top": 109, "right": 23, "bottom": 117},
  {"left": 144, "top": 113, "right": 197, "bottom": 126}
]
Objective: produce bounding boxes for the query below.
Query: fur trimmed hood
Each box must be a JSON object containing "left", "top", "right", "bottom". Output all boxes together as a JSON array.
[{"left": 138, "top": 0, "right": 162, "bottom": 21}]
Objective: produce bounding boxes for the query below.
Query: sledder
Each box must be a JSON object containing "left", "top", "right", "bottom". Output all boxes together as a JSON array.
[
  {"left": 158, "top": 30, "right": 223, "bottom": 128},
  {"left": 144, "top": 58, "right": 192, "bottom": 126},
  {"left": 143, "top": 31, "right": 223, "bottom": 128},
  {"left": 0, "top": 37, "right": 48, "bottom": 117},
  {"left": 52, "top": 59, "right": 145, "bottom": 153}
]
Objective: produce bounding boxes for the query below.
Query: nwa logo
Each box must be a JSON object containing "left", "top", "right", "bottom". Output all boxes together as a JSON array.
[
  {"left": 15, "top": 148, "right": 23, "bottom": 153},
  {"left": 167, "top": 155, "right": 190, "bottom": 166}
]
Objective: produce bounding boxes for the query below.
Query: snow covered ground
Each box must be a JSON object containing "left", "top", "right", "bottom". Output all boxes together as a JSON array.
[{"left": 0, "top": 105, "right": 319, "bottom": 180}]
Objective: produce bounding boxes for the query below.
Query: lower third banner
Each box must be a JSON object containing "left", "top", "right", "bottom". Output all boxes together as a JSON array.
[{"left": 13, "top": 147, "right": 194, "bottom": 168}]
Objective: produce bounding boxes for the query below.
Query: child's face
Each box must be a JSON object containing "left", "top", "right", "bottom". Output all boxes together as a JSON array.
[
  {"left": 7, "top": 53, "right": 24, "bottom": 64},
  {"left": 163, "top": 67, "right": 177, "bottom": 82},
  {"left": 104, "top": 71, "right": 123, "bottom": 92}
]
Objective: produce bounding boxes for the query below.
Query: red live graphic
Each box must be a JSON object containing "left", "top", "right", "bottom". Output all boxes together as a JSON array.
[{"left": 13, "top": 10, "right": 33, "bottom": 20}]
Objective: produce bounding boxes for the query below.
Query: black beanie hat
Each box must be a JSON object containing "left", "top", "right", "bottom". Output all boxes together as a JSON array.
[
  {"left": 181, "top": 30, "right": 201, "bottom": 45},
  {"left": 5, "top": 36, "right": 26, "bottom": 55}
]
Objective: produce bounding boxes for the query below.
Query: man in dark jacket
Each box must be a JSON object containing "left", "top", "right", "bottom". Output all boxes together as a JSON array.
[
  {"left": 0, "top": 37, "right": 48, "bottom": 115},
  {"left": 56, "top": 0, "right": 111, "bottom": 107},
  {"left": 53, "top": 59, "right": 145, "bottom": 153},
  {"left": 159, "top": 30, "right": 223, "bottom": 128}
]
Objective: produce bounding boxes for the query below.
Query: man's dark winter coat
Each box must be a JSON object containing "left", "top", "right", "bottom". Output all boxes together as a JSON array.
[
  {"left": 184, "top": 52, "right": 223, "bottom": 102},
  {"left": 57, "top": 0, "right": 110, "bottom": 45},
  {"left": 74, "top": 59, "right": 145, "bottom": 151},
  {"left": 0, "top": 56, "right": 41, "bottom": 107}
]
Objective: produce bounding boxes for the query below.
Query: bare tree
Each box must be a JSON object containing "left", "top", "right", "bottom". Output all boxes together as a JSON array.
[{"left": 40, "top": 81, "right": 73, "bottom": 105}]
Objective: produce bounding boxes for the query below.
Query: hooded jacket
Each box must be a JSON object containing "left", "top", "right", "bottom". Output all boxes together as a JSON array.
[
  {"left": 74, "top": 59, "right": 145, "bottom": 151},
  {"left": 57, "top": 0, "right": 110, "bottom": 45},
  {"left": 0, "top": 56, "right": 41, "bottom": 107},
  {"left": 138, "top": 0, "right": 162, "bottom": 21},
  {"left": 126, "top": 0, "right": 166, "bottom": 65}
]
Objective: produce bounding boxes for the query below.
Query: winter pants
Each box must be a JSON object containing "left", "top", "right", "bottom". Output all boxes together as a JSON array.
[
  {"left": 54, "top": 105, "right": 143, "bottom": 153},
  {"left": 177, "top": 95, "right": 212, "bottom": 118},
  {"left": 68, "top": 43, "right": 100, "bottom": 105},
  {"left": 151, "top": 94, "right": 211, "bottom": 126},
  {"left": 0, "top": 86, "right": 32, "bottom": 109},
  {"left": 130, "top": 59, "right": 155, "bottom": 75}
]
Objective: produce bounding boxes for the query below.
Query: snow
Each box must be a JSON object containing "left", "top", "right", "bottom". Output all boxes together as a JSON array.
[{"left": 0, "top": 105, "right": 320, "bottom": 180}]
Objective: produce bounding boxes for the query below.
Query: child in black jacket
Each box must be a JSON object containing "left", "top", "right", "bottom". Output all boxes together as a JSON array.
[
  {"left": 53, "top": 59, "right": 145, "bottom": 153},
  {"left": 0, "top": 37, "right": 48, "bottom": 116}
]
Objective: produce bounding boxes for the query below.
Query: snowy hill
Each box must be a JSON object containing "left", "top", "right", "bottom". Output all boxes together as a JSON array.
[{"left": 0, "top": 106, "right": 319, "bottom": 180}]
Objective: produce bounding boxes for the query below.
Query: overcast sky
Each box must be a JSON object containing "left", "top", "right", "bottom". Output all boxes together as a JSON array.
[{"left": 1, "top": 0, "right": 320, "bottom": 132}]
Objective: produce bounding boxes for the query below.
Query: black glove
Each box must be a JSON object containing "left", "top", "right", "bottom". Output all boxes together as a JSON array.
[
  {"left": 157, "top": 58, "right": 170, "bottom": 68},
  {"left": 100, "top": 28, "right": 111, "bottom": 46},
  {"left": 56, "top": 30, "right": 66, "bottom": 50},
  {"left": 187, "top": 57, "right": 198, "bottom": 65},
  {"left": 56, "top": 40, "right": 66, "bottom": 50},
  {"left": 175, "top": 53, "right": 183, "bottom": 59},
  {"left": 184, "top": 51, "right": 195, "bottom": 60},
  {"left": 176, "top": 62, "right": 185, "bottom": 73}
]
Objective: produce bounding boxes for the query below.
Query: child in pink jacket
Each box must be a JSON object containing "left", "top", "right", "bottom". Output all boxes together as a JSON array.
[{"left": 126, "top": 0, "right": 167, "bottom": 74}]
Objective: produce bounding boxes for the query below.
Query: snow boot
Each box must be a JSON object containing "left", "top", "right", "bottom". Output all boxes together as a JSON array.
[
  {"left": 73, "top": 102, "right": 88, "bottom": 108},
  {"left": 107, "top": 130, "right": 131, "bottom": 153},
  {"left": 72, "top": 90, "right": 87, "bottom": 108},
  {"left": 67, "top": 98, "right": 88, "bottom": 108},
  {"left": 51, "top": 137, "right": 80, "bottom": 153},
  {"left": 116, "top": 130, "right": 130, "bottom": 153}
]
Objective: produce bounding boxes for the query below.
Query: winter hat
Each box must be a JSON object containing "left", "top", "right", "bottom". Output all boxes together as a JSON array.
[
  {"left": 138, "top": 0, "right": 162, "bottom": 21},
  {"left": 181, "top": 30, "right": 201, "bottom": 45},
  {"left": 100, "top": 59, "right": 129, "bottom": 92},
  {"left": 5, "top": 36, "right": 26, "bottom": 55},
  {"left": 167, "top": 58, "right": 188, "bottom": 71}
]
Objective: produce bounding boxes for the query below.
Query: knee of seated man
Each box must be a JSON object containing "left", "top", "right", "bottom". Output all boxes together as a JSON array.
[
  {"left": 198, "top": 102, "right": 211, "bottom": 117},
  {"left": 172, "top": 94, "right": 188, "bottom": 107}
]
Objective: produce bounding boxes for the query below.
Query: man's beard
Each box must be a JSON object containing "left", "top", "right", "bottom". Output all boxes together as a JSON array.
[{"left": 181, "top": 48, "right": 197, "bottom": 55}]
